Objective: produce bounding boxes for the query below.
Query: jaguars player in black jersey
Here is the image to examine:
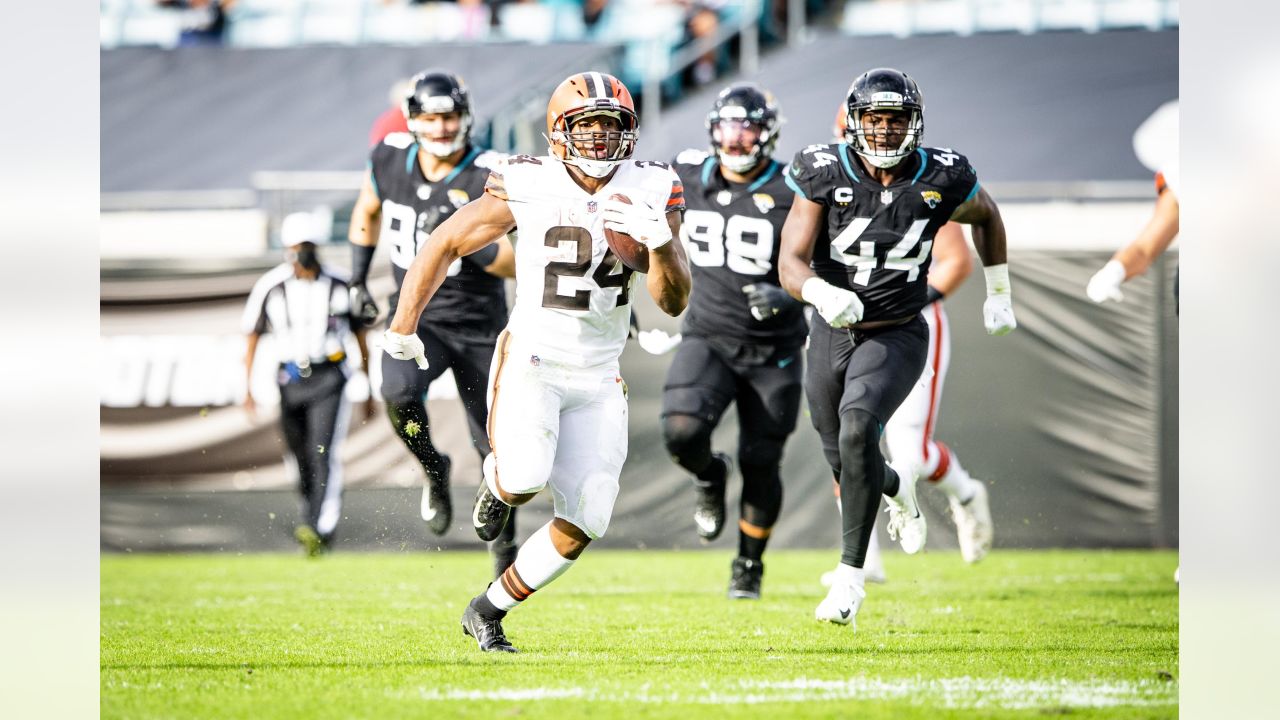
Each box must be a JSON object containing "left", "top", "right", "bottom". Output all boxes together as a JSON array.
[
  {"left": 347, "top": 70, "right": 518, "bottom": 575},
  {"left": 779, "top": 68, "right": 1017, "bottom": 629},
  {"left": 662, "top": 84, "right": 802, "bottom": 600}
]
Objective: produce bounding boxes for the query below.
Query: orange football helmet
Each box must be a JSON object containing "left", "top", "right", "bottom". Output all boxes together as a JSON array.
[{"left": 545, "top": 71, "right": 639, "bottom": 178}]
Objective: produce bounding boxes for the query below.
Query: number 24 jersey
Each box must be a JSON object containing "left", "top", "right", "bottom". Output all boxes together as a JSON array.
[
  {"left": 484, "top": 156, "right": 684, "bottom": 367},
  {"left": 786, "top": 142, "right": 980, "bottom": 323}
]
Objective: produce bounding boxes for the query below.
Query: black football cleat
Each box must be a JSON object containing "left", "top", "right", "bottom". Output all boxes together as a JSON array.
[
  {"left": 728, "top": 556, "right": 763, "bottom": 600},
  {"left": 472, "top": 483, "right": 512, "bottom": 543},
  {"left": 461, "top": 597, "right": 518, "bottom": 653},
  {"left": 692, "top": 453, "right": 731, "bottom": 541},
  {"left": 421, "top": 455, "right": 453, "bottom": 536}
]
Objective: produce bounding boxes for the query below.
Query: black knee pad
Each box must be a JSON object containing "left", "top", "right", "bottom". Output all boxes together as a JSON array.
[
  {"left": 661, "top": 413, "right": 713, "bottom": 461},
  {"left": 837, "top": 408, "right": 880, "bottom": 460}
]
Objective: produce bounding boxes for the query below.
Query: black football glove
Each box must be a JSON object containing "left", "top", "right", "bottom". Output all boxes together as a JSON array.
[
  {"left": 742, "top": 283, "right": 796, "bottom": 322},
  {"left": 349, "top": 283, "right": 381, "bottom": 328}
]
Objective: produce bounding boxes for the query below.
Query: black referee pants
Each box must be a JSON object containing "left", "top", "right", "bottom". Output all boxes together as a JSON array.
[{"left": 278, "top": 362, "right": 350, "bottom": 541}]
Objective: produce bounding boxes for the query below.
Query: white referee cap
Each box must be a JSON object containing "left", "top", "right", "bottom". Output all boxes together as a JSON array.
[{"left": 280, "top": 212, "right": 326, "bottom": 248}]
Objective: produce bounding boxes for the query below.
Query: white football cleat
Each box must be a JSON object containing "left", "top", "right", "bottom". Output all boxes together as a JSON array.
[
  {"left": 815, "top": 579, "right": 866, "bottom": 628},
  {"left": 950, "top": 479, "right": 993, "bottom": 563},
  {"left": 884, "top": 473, "right": 927, "bottom": 554}
]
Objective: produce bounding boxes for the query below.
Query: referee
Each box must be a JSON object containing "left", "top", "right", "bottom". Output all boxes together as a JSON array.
[{"left": 243, "top": 212, "right": 366, "bottom": 556}]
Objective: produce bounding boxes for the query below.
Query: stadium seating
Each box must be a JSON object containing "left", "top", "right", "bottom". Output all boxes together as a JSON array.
[{"left": 839, "top": 0, "right": 1177, "bottom": 36}]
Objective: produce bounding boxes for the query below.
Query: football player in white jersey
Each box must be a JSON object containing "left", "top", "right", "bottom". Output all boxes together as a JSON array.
[{"left": 382, "top": 71, "right": 691, "bottom": 652}]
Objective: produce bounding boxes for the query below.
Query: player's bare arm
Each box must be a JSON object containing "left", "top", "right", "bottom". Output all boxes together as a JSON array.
[
  {"left": 927, "top": 223, "right": 973, "bottom": 297},
  {"left": 389, "top": 192, "right": 516, "bottom": 335},
  {"left": 948, "top": 187, "right": 1007, "bottom": 268},
  {"left": 778, "top": 194, "right": 824, "bottom": 299},
  {"left": 645, "top": 210, "right": 692, "bottom": 316},
  {"left": 349, "top": 172, "right": 381, "bottom": 248},
  {"left": 1115, "top": 189, "right": 1178, "bottom": 279},
  {"left": 949, "top": 186, "right": 1016, "bottom": 335}
]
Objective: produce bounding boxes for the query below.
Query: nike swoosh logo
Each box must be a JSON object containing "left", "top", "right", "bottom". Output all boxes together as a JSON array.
[
  {"left": 778, "top": 356, "right": 794, "bottom": 368},
  {"left": 840, "top": 609, "right": 850, "bottom": 619}
]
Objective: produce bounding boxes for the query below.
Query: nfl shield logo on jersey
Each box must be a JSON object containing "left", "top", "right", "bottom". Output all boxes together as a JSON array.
[
  {"left": 921, "top": 190, "right": 942, "bottom": 209},
  {"left": 752, "top": 193, "right": 775, "bottom": 214},
  {"left": 716, "top": 190, "right": 733, "bottom": 206},
  {"left": 416, "top": 185, "right": 433, "bottom": 200},
  {"left": 587, "top": 200, "right": 597, "bottom": 213},
  {"left": 880, "top": 189, "right": 895, "bottom": 204}
]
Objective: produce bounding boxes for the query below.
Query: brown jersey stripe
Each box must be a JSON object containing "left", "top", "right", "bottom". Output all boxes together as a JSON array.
[{"left": 484, "top": 171, "right": 508, "bottom": 201}]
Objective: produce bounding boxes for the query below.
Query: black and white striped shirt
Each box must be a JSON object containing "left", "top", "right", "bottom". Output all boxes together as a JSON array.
[{"left": 241, "top": 264, "right": 355, "bottom": 367}]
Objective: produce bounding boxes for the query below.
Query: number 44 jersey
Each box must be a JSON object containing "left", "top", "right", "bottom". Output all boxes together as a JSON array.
[
  {"left": 484, "top": 156, "right": 685, "bottom": 367},
  {"left": 786, "top": 142, "right": 981, "bottom": 323},
  {"left": 673, "top": 149, "right": 803, "bottom": 350}
]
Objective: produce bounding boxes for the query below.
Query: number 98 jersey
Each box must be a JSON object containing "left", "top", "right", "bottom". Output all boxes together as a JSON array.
[
  {"left": 786, "top": 142, "right": 980, "bottom": 323},
  {"left": 673, "top": 149, "right": 804, "bottom": 350}
]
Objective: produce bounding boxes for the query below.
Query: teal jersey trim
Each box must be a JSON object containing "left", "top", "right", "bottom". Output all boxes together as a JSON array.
[
  {"left": 838, "top": 144, "right": 861, "bottom": 184},
  {"left": 443, "top": 145, "right": 481, "bottom": 185},
  {"left": 405, "top": 143, "right": 418, "bottom": 175},
  {"left": 701, "top": 157, "right": 716, "bottom": 186},
  {"left": 747, "top": 160, "right": 781, "bottom": 193},
  {"left": 909, "top": 148, "right": 928, "bottom": 185},
  {"left": 784, "top": 171, "right": 807, "bottom": 199},
  {"left": 964, "top": 180, "right": 981, "bottom": 203}
]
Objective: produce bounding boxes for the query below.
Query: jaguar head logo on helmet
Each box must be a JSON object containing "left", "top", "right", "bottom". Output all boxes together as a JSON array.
[
  {"left": 705, "top": 83, "right": 781, "bottom": 174},
  {"left": 545, "top": 71, "right": 639, "bottom": 179},
  {"left": 402, "top": 70, "right": 473, "bottom": 158},
  {"left": 843, "top": 68, "right": 924, "bottom": 169}
]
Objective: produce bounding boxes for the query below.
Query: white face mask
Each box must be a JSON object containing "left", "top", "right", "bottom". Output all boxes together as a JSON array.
[{"left": 408, "top": 113, "right": 471, "bottom": 158}]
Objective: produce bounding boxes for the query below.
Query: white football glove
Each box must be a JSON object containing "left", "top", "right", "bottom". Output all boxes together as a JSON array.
[
  {"left": 380, "top": 330, "right": 430, "bottom": 370},
  {"left": 1086, "top": 259, "right": 1126, "bottom": 303},
  {"left": 601, "top": 198, "right": 672, "bottom": 250},
  {"left": 982, "top": 264, "right": 1018, "bottom": 336},
  {"left": 637, "top": 329, "right": 683, "bottom": 355},
  {"left": 801, "top": 277, "right": 864, "bottom": 329}
]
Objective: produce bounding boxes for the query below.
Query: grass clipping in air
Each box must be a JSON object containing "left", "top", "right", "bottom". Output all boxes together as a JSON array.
[{"left": 101, "top": 549, "right": 1177, "bottom": 719}]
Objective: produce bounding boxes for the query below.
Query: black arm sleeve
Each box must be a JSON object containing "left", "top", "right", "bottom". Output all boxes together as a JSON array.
[{"left": 351, "top": 243, "right": 376, "bottom": 285}]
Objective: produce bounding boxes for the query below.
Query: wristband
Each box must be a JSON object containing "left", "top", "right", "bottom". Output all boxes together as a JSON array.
[
  {"left": 925, "top": 285, "right": 945, "bottom": 305},
  {"left": 983, "top": 264, "right": 1011, "bottom": 297},
  {"left": 351, "top": 243, "right": 377, "bottom": 285}
]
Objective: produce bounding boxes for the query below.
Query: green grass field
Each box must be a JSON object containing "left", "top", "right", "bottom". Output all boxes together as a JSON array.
[{"left": 101, "top": 549, "right": 1177, "bottom": 719}]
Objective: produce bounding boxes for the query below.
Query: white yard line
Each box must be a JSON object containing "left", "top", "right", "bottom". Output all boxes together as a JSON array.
[{"left": 407, "top": 676, "right": 1176, "bottom": 708}]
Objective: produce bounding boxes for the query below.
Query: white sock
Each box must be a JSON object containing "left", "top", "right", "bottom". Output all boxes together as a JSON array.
[
  {"left": 485, "top": 522, "right": 574, "bottom": 611},
  {"left": 833, "top": 562, "right": 866, "bottom": 589}
]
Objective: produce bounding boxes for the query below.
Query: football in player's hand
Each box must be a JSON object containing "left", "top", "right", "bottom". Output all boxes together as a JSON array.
[{"left": 604, "top": 193, "right": 650, "bottom": 273}]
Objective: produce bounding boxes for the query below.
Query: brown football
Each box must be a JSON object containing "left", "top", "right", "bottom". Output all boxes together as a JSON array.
[{"left": 604, "top": 193, "right": 650, "bottom": 273}]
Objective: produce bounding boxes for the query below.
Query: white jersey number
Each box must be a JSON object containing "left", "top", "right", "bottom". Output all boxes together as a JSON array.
[
  {"left": 829, "top": 217, "right": 932, "bottom": 285},
  {"left": 384, "top": 199, "right": 463, "bottom": 276},
  {"left": 682, "top": 210, "right": 773, "bottom": 276},
  {"left": 542, "top": 226, "right": 632, "bottom": 311}
]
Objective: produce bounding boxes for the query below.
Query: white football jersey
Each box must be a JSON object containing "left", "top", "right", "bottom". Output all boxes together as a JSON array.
[{"left": 485, "top": 155, "right": 684, "bottom": 366}]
